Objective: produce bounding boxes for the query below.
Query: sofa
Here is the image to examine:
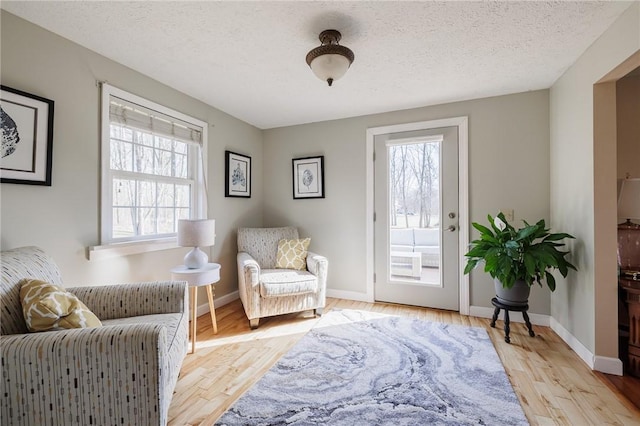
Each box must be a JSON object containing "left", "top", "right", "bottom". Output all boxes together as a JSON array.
[
  {"left": 0, "top": 246, "right": 188, "bottom": 426},
  {"left": 237, "top": 227, "right": 328, "bottom": 329},
  {"left": 390, "top": 227, "right": 440, "bottom": 267}
]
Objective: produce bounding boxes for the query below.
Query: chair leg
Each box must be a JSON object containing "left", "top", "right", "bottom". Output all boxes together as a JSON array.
[
  {"left": 314, "top": 308, "right": 324, "bottom": 316},
  {"left": 249, "top": 318, "right": 260, "bottom": 329}
]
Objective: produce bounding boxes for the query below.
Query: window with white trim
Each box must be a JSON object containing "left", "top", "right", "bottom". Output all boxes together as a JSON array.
[{"left": 100, "top": 84, "right": 207, "bottom": 245}]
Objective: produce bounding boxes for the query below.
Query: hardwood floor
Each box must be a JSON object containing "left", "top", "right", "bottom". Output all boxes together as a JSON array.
[
  {"left": 600, "top": 373, "right": 640, "bottom": 412},
  {"left": 168, "top": 298, "right": 640, "bottom": 425}
]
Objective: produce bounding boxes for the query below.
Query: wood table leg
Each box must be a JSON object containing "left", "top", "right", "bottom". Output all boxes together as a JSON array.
[
  {"left": 190, "top": 286, "right": 197, "bottom": 354},
  {"left": 522, "top": 311, "right": 535, "bottom": 337},
  {"left": 503, "top": 309, "right": 511, "bottom": 344},
  {"left": 206, "top": 284, "right": 218, "bottom": 334},
  {"left": 490, "top": 306, "right": 500, "bottom": 328}
]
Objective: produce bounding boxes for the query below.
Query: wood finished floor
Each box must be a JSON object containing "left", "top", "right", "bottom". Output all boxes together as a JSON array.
[{"left": 168, "top": 298, "right": 640, "bottom": 425}]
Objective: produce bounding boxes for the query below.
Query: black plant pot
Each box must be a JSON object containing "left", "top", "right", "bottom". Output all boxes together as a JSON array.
[{"left": 494, "top": 279, "right": 531, "bottom": 307}]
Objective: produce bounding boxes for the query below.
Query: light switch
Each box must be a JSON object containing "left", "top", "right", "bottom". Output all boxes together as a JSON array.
[{"left": 501, "top": 209, "right": 514, "bottom": 222}]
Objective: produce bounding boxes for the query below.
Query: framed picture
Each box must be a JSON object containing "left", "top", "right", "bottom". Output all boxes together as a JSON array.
[
  {"left": 1, "top": 86, "right": 54, "bottom": 186},
  {"left": 225, "top": 150, "right": 251, "bottom": 198},
  {"left": 292, "top": 155, "right": 324, "bottom": 199}
]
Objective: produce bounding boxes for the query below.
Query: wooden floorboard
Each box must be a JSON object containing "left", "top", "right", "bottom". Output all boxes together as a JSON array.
[{"left": 168, "top": 298, "right": 640, "bottom": 425}]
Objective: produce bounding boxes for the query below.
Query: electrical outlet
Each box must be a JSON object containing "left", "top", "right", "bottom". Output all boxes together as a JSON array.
[{"left": 501, "top": 209, "right": 514, "bottom": 222}]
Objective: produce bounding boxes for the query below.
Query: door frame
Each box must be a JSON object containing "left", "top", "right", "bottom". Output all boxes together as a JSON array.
[{"left": 365, "top": 116, "right": 470, "bottom": 314}]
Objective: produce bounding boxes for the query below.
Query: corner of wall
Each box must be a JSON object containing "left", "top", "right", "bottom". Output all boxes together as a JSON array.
[{"left": 550, "top": 316, "right": 623, "bottom": 375}]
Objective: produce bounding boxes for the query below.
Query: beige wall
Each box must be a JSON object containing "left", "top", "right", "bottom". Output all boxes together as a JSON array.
[
  {"left": 550, "top": 3, "right": 640, "bottom": 357},
  {"left": 617, "top": 73, "right": 640, "bottom": 179},
  {"left": 0, "top": 12, "right": 264, "bottom": 300},
  {"left": 264, "top": 90, "right": 552, "bottom": 314}
]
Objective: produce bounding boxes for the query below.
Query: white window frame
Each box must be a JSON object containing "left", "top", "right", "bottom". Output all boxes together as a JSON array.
[{"left": 90, "top": 84, "right": 208, "bottom": 260}]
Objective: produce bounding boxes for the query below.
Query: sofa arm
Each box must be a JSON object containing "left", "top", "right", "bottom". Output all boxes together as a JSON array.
[
  {"left": 68, "top": 281, "right": 188, "bottom": 321},
  {"left": 237, "top": 252, "right": 260, "bottom": 285},
  {"left": 307, "top": 251, "right": 328, "bottom": 277},
  {"left": 1, "top": 324, "right": 169, "bottom": 426},
  {"left": 307, "top": 251, "right": 328, "bottom": 307},
  {"left": 237, "top": 252, "right": 261, "bottom": 320}
]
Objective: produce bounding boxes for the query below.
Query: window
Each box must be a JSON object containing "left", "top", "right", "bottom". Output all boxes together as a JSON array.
[{"left": 100, "top": 84, "right": 207, "bottom": 246}]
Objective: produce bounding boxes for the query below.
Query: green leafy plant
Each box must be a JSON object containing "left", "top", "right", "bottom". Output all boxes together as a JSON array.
[{"left": 464, "top": 212, "right": 577, "bottom": 291}]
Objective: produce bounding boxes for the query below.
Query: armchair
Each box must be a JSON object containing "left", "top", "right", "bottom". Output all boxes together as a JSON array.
[
  {"left": 0, "top": 246, "right": 188, "bottom": 426},
  {"left": 237, "top": 227, "right": 328, "bottom": 329}
]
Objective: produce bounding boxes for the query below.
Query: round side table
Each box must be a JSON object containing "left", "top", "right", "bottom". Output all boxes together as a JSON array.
[{"left": 171, "top": 263, "right": 221, "bottom": 353}]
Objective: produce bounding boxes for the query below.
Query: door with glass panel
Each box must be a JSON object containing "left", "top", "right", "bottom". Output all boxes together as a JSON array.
[{"left": 374, "top": 127, "right": 459, "bottom": 310}]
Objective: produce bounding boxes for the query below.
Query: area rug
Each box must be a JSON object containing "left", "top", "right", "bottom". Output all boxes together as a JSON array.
[{"left": 216, "top": 310, "right": 529, "bottom": 425}]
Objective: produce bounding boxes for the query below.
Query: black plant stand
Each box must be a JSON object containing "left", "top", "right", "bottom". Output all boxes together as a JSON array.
[{"left": 490, "top": 297, "right": 535, "bottom": 344}]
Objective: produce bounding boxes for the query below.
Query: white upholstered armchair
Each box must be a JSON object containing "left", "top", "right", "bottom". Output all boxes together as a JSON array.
[{"left": 237, "top": 227, "right": 328, "bottom": 329}]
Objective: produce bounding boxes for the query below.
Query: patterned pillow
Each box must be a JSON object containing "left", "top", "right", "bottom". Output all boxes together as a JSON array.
[
  {"left": 275, "top": 238, "right": 311, "bottom": 271},
  {"left": 19, "top": 279, "right": 102, "bottom": 332}
]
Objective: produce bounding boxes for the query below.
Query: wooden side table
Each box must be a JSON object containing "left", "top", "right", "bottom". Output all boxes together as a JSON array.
[
  {"left": 171, "top": 263, "right": 221, "bottom": 353},
  {"left": 490, "top": 297, "right": 535, "bottom": 344},
  {"left": 620, "top": 278, "right": 640, "bottom": 377}
]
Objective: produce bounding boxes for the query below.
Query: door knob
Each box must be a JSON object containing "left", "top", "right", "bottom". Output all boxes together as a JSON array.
[{"left": 447, "top": 225, "right": 456, "bottom": 232}]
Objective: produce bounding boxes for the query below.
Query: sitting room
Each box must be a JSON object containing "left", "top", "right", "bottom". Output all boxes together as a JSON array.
[{"left": 2, "top": 2, "right": 640, "bottom": 425}]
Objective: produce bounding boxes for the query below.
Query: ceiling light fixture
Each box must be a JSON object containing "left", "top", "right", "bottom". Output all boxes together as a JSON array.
[{"left": 306, "top": 29, "right": 355, "bottom": 87}]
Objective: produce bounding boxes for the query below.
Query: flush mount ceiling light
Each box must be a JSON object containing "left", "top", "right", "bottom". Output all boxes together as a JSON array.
[{"left": 306, "top": 29, "right": 355, "bottom": 87}]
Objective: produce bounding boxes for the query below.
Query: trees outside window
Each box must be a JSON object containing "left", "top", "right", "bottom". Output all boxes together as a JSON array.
[
  {"left": 389, "top": 141, "right": 440, "bottom": 229},
  {"left": 100, "top": 84, "right": 207, "bottom": 245}
]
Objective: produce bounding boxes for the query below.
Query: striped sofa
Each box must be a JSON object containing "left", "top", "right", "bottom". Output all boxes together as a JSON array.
[{"left": 0, "top": 246, "right": 188, "bottom": 426}]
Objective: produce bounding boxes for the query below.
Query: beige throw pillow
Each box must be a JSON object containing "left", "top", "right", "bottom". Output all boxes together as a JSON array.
[
  {"left": 20, "top": 279, "right": 102, "bottom": 332},
  {"left": 275, "top": 238, "right": 311, "bottom": 271}
]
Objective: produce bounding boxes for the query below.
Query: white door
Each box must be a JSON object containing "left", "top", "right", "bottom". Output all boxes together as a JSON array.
[{"left": 374, "top": 126, "right": 459, "bottom": 310}]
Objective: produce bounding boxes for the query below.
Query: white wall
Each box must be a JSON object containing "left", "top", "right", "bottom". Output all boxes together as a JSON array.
[
  {"left": 550, "top": 3, "right": 640, "bottom": 358},
  {"left": 0, "top": 12, "right": 264, "bottom": 299},
  {"left": 264, "top": 90, "right": 552, "bottom": 314}
]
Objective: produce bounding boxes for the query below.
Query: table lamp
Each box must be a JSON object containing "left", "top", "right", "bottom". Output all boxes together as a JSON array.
[
  {"left": 618, "top": 178, "right": 640, "bottom": 278},
  {"left": 177, "top": 219, "right": 216, "bottom": 269}
]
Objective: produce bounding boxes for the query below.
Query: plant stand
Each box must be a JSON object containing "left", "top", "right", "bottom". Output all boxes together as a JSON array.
[{"left": 490, "top": 297, "right": 535, "bottom": 344}]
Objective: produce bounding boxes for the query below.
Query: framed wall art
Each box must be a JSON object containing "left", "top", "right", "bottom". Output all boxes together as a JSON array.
[
  {"left": 225, "top": 150, "right": 251, "bottom": 198},
  {"left": 1, "top": 86, "right": 55, "bottom": 186},
  {"left": 292, "top": 155, "right": 324, "bottom": 199}
]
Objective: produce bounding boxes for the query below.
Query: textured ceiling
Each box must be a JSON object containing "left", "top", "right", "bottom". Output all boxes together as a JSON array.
[{"left": 1, "top": 1, "right": 634, "bottom": 129}]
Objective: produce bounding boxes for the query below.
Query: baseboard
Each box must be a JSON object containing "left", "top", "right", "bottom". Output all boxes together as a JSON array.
[
  {"left": 549, "top": 317, "right": 594, "bottom": 368},
  {"left": 196, "top": 290, "right": 239, "bottom": 317},
  {"left": 549, "top": 317, "right": 623, "bottom": 376},
  {"left": 326, "top": 289, "right": 373, "bottom": 302},
  {"left": 594, "top": 356, "right": 624, "bottom": 376},
  {"left": 469, "top": 305, "right": 550, "bottom": 326}
]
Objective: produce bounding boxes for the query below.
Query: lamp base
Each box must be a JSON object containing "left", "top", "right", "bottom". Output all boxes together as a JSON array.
[
  {"left": 184, "top": 247, "right": 208, "bottom": 269},
  {"left": 619, "top": 219, "right": 640, "bottom": 230}
]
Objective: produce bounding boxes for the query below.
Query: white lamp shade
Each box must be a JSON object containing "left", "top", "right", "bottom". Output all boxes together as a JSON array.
[
  {"left": 177, "top": 219, "right": 216, "bottom": 247},
  {"left": 618, "top": 179, "right": 640, "bottom": 221},
  {"left": 310, "top": 54, "right": 351, "bottom": 83}
]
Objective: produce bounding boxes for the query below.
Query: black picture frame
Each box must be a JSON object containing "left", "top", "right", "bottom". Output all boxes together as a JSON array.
[
  {"left": 225, "top": 150, "right": 251, "bottom": 198},
  {"left": 1, "top": 85, "right": 54, "bottom": 186},
  {"left": 292, "top": 155, "right": 325, "bottom": 199}
]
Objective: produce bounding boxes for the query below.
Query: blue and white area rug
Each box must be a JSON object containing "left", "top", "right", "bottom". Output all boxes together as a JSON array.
[{"left": 216, "top": 310, "right": 529, "bottom": 425}]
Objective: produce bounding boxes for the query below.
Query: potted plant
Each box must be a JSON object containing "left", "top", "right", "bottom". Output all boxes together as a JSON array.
[{"left": 464, "top": 212, "right": 577, "bottom": 306}]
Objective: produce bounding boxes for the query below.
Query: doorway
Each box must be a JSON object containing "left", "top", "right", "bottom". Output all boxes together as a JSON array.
[
  {"left": 373, "top": 127, "right": 459, "bottom": 310},
  {"left": 365, "top": 117, "right": 469, "bottom": 313},
  {"left": 594, "top": 53, "right": 640, "bottom": 406}
]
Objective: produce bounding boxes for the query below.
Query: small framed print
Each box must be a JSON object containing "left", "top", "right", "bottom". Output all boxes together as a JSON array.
[
  {"left": 292, "top": 155, "right": 324, "bottom": 199},
  {"left": 225, "top": 150, "right": 251, "bottom": 198},
  {"left": 1, "top": 86, "right": 54, "bottom": 186}
]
